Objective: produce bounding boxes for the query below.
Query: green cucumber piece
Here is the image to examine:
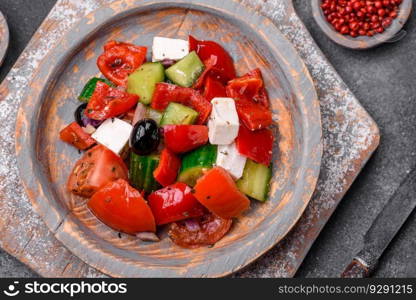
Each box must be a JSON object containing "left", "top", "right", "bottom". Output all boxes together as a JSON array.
[
  {"left": 78, "top": 77, "right": 113, "bottom": 102},
  {"left": 129, "top": 153, "right": 160, "bottom": 193},
  {"left": 236, "top": 159, "right": 272, "bottom": 202},
  {"left": 178, "top": 144, "right": 217, "bottom": 186},
  {"left": 145, "top": 107, "right": 163, "bottom": 125},
  {"left": 165, "top": 51, "right": 204, "bottom": 87},
  {"left": 160, "top": 102, "right": 198, "bottom": 125},
  {"left": 127, "top": 62, "right": 165, "bottom": 105}
]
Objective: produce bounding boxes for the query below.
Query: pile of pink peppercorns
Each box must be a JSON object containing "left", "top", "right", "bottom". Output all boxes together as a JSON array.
[{"left": 321, "top": 0, "right": 402, "bottom": 37}]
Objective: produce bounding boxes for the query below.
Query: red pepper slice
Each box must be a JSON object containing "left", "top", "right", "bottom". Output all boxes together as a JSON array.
[
  {"left": 148, "top": 182, "right": 206, "bottom": 225},
  {"left": 85, "top": 81, "right": 138, "bottom": 120},
  {"left": 153, "top": 148, "right": 181, "bottom": 187},
  {"left": 203, "top": 76, "right": 227, "bottom": 101},
  {"left": 234, "top": 97, "right": 272, "bottom": 131},
  {"left": 189, "top": 35, "right": 236, "bottom": 83},
  {"left": 88, "top": 179, "right": 156, "bottom": 234},
  {"left": 151, "top": 83, "right": 212, "bottom": 124},
  {"left": 235, "top": 125, "right": 274, "bottom": 166},
  {"left": 163, "top": 125, "right": 209, "bottom": 153},
  {"left": 59, "top": 122, "right": 96, "bottom": 150},
  {"left": 192, "top": 55, "right": 217, "bottom": 89},
  {"left": 97, "top": 40, "right": 147, "bottom": 86}
]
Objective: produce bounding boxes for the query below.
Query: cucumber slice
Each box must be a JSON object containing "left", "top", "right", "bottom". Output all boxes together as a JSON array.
[
  {"left": 127, "top": 62, "right": 165, "bottom": 105},
  {"left": 165, "top": 51, "right": 204, "bottom": 87},
  {"left": 160, "top": 102, "right": 198, "bottom": 125},
  {"left": 178, "top": 144, "right": 217, "bottom": 186},
  {"left": 145, "top": 107, "right": 163, "bottom": 125},
  {"left": 236, "top": 159, "right": 272, "bottom": 202},
  {"left": 78, "top": 77, "right": 113, "bottom": 102},
  {"left": 129, "top": 153, "right": 160, "bottom": 193}
]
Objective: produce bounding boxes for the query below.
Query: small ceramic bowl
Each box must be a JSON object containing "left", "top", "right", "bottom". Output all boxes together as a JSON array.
[
  {"left": 311, "top": 0, "right": 413, "bottom": 49},
  {"left": 0, "top": 10, "right": 9, "bottom": 65}
]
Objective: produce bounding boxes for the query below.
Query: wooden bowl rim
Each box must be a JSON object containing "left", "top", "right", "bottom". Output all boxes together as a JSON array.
[
  {"left": 15, "top": 0, "right": 322, "bottom": 277},
  {"left": 0, "top": 10, "right": 9, "bottom": 66},
  {"left": 311, "top": 0, "right": 413, "bottom": 49}
]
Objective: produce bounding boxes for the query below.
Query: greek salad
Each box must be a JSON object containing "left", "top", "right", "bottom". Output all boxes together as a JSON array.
[{"left": 60, "top": 35, "right": 274, "bottom": 248}]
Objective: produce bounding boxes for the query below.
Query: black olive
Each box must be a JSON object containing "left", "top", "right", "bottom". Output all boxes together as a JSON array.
[
  {"left": 129, "top": 119, "right": 160, "bottom": 155},
  {"left": 74, "top": 103, "right": 88, "bottom": 126}
]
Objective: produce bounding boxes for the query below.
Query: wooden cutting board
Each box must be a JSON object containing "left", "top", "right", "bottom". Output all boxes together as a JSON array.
[{"left": 0, "top": 0, "right": 379, "bottom": 277}]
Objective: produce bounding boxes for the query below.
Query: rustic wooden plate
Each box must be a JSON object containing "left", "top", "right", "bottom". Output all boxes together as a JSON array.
[
  {"left": 311, "top": 0, "right": 413, "bottom": 49},
  {"left": 15, "top": 0, "right": 322, "bottom": 277},
  {"left": 0, "top": 10, "right": 9, "bottom": 66}
]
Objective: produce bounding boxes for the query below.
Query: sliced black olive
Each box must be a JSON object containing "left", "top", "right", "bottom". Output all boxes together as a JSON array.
[
  {"left": 129, "top": 119, "right": 160, "bottom": 155},
  {"left": 74, "top": 103, "right": 88, "bottom": 126}
]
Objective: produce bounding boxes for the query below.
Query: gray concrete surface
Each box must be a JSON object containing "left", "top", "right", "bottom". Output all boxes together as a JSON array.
[{"left": 0, "top": 0, "right": 415, "bottom": 277}]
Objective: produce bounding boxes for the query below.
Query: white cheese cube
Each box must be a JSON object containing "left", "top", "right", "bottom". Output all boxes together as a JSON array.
[
  {"left": 91, "top": 118, "right": 132, "bottom": 155},
  {"left": 152, "top": 36, "right": 189, "bottom": 62},
  {"left": 208, "top": 97, "right": 239, "bottom": 145},
  {"left": 216, "top": 143, "right": 247, "bottom": 180}
]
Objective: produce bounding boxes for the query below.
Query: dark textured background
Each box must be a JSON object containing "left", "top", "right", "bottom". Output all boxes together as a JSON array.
[{"left": 0, "top": 0, "right": 415, "bottom": 277}]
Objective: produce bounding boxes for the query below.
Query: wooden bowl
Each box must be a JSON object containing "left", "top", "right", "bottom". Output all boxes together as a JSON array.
[
  {"left": 311, "top": 0, "right": 413, "bottom": 49},
  {"left": 15, "top": 0, "right": 322, "bottom": 277},
  {"left": 0, "top": 10, "right": 9, "bottom": 66}
]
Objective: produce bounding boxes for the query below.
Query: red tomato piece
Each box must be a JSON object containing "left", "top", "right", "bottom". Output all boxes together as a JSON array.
[
  {"left": 85, "top": 81, "right": 138, "bottom": 120},
  {"left": 234, "top": 97, "right": 272, "bottom": 131},
  {"left": 189, "top": 36, "right": 236, "bottom": 83},
  {"left": 97, "top": 40, "right": 147, "bottom": 86},
  {"left": 194, "top": 167, "right": 250, "bottom": 219},
  {"left": 88, "top": 179, "right": 156, "bottom": 234},
  {"left": 235, "top": 125, "right": 274, "bottom": 166},
  {"left": 203, "top": 76, "right": 227, "bottom": 101},
  {"left": 163, "top": 125, "right": 208, "bottom": 153},
  {"left": 67, "top": 145, "right": 128, "bottom": 197},
  {"left": 59, "top": 122, "right": 96, "bottom": 150},
  {"left": 153, "top": 148, "right": 181, "bottom": 187},
  {"left": 150, "top": 83, "right": 211, "bottom": 124},
  {"left": 168, "top": 213, "right": 232, "bottom": 248},
  {"left": 148, "top": 182, "right": 206, "bottom": 225}
]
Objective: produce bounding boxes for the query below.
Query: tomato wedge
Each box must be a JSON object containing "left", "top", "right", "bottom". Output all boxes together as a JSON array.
[
  {"left": 67, "top": 145, "right": 128, "bottom": 197},
  {"left": 234, "top": 97, "right": 272, "bottom": 131},
  {"left": 97, "top": 40, "right": 147, "bottom": 86},
  {"left": 194, "top": 167, "right": 250, "bottom": 219},
  {"left": 189, "top": 36, "right": 236, "bottom": 83},
  {"left": 88, "top": 179, "right": 156, "bottom": 234},
  {"left": 168, "top": 213, "right": 232, "bottom": 248},
  {"left": 85, "top": 81, "right": 138, "bottom": 120},
  {"left": 163, "top": 125, "right": 208, "bottom": 153},
  {"left": 151, "top": 83, "right": 212, "bottom": 124},
  {"left": 153, "top": 148, "right": 181, "bottom": 187},
  {"left": 59, "top": 122, "right": 96, "bottom": 150},
  {"left": 235, "top": 125, "right": 274, "bottom": 166},
  {"left": 148, "top": 182, "right": 206, "bottom": 225},
  {"left": 203, "top": 76, "right": 227, "bottom": 101}
]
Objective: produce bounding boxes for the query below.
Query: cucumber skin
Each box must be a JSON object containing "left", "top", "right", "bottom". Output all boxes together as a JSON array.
[
  {"left": 237, "top": 159, "right": 272, "bottom": 202},
  {"left": 178, "top": 144, "right": 217, "bottom": 186},
  {"left": 160, "top": 102, "right": 198, "bottom": 125},
  {"left": 127, "top": 62, "right": 165, "bottom": 105},
  {"left": 78, "top": 78, "right": 113, "bottom": 102},
  {"left": 129, "top": 153, "right": 160, "bottom": 193},
  {"left": 165, "top": 51, "right": 205, "bottom": 87}
]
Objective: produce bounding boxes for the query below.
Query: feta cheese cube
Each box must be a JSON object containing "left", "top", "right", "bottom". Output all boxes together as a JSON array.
[
  {"left": 208, "top": 97, "right": 239, "bottom": 145},
  {"left": 152, "top": 36, "right": 189, "bottom": 62},
  {"left": 91, "top": 118, "right": 132, "bottom": 155},
  {"left": 216, "top": 143, "right": 247, "bottom": 180}
]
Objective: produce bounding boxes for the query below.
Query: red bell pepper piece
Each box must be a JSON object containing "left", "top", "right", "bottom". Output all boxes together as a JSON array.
[
  {"left": 148, "top": 182, "right": 206, "bottom": 225},
  {"left": 163, "top": 125, "right": 209, "bottom": 153},
  {"left": 192, "top": 55, "right": 217, "bottom": 89},
  {"left": 97, "top": 40, "right": 147, "bottom": 86},
  {"left": 151, "top": 83, "right": 212, "bottom": 124},
  {"left": 193, "top": 167, "right": 250, "bottom": 219},
  {"left": 88, "top": 179, "right": 156, "bottom": 234},
  {"left": 60, "top": 122, "right": 96, "bottom": 150},
  {"left": 85, "top": 81, "right": 138, "bottom": 120},
  {"left": 153, "top": 148, "right": 181, "bottom": 187},
  {"left": 203, "top": 76, "right": 227, "bottom": 101},
  {"left": 235, "top": 97, "right": 272, "bottom": 131},
  {"left": 235, "top": 125, "right": 274, "bottom": 166},
  {"left": 189, "top": 35, "right": 236, "bottom": 83}
]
